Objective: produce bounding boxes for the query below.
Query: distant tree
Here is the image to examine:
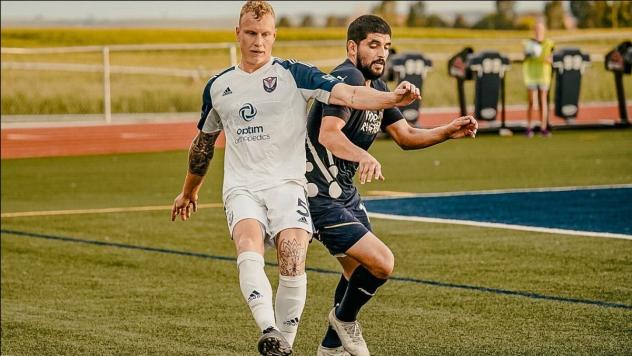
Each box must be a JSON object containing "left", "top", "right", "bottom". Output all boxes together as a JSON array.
[
  {"left": 569, "top": 0, "right": 629, "bottom": 28},
  {"left": 406, "top": 1, "right": 426, "bottom": 27},
  {"left": 277, "top": 15, "right": 291, "bottom": 28},
  {"left": 453, "top": 14, "right": 468, "bottom": 28},
  {"left": 300, "top": 14, "right": 315, "bottom": 27},
  {"left": 371, "top": 1, "right": 399, "bottom": 26},
  {"left": 516, "top": 14, "right": 537, "bottom": 29},
  {"left": 618, "top": 1, "right": 632, "bottom": 27},
  {"left": 325, "top": 15, "right": 348, "bottom": 27},
  {"left": 494, "top": 0, "right": 516, "bottom": 29},
  {"left": 570, "top": 0, "right": 595, "bottom": 28},
  {"left": 591, "top": 1, "right": 611, "bottom": 27},
  {"left": 426, "top": 14, "right": 448, "bottom": 28},
  {"left": 472, "top": 1, "right": 516, "bottom": 29},
  {"left": 472, "top": 13, "right": 498, "bottom": 29},
  {"left": 496, "top": 0, "right": 516, "bottom": 24},
  {"left": 544, "top": 0, "right": 566, "bottom": 29}
]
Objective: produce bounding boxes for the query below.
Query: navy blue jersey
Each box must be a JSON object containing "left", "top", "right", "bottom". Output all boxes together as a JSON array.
[{"left": 305, "top": 59, "right": 404, "bottom": 203}]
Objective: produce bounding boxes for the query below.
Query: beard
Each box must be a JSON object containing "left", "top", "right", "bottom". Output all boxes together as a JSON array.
[{"left": 356, "top": 54, "right": 385, "bottom": 80}]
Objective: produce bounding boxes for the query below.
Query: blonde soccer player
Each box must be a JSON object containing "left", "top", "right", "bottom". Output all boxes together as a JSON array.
[{"left": 171, "top": 2, "right": 420, "bottom": 355}]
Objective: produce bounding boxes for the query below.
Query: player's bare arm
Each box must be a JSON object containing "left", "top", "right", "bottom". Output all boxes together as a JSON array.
[
  {"left": 319, "top": 116, "right": 384, "bottom": 184},
  {"left": 171, "top": 130, "right": 221, "bottom": 222},
  {"left": 189, "top": 130, "right": 221, "bottom": 175},
  {"left": 329, "top": 80, "right": 420, "bottom": 111},
  {"left": 386, "top": 115, "right": 478, "bottom": 150}
]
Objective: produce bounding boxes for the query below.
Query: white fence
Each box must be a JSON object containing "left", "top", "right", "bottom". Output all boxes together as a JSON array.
[{"left": 2, "top": 33, "right": 626, "bottom": 125}]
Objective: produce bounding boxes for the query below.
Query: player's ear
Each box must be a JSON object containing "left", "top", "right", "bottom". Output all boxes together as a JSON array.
[
  {"left": 347, "top": 40, "right": 356, "bottom": 56},
  {"left": 235, "top": 26, "right": 240, "bottom": 39}
]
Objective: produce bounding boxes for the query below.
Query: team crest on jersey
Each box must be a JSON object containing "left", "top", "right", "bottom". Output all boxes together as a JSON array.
[{"left": 263, "top": 76, "right": 277, "bottom": 93}]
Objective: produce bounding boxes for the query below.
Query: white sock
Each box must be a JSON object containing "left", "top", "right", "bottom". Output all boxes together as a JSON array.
[
  {"left": 275, "top": 273, "right": 307, "bottom": 346},
  {"left": 237, "top": 251, "right": 276, "bottom": 332}
]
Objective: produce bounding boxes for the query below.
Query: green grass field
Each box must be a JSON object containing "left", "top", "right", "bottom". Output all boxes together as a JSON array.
[
  {"left": 2, "top": 129, "right": 632, "bottom": 355},
  {"left": 2, "top": 27, "right": 631, "bottom": 115}
]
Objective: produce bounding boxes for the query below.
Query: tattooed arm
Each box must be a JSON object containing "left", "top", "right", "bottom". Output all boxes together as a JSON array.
[{"left": 171, "top": 130, "right": 220, "bottom": 221}]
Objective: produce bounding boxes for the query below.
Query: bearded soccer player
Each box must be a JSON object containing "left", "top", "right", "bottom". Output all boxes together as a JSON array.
[
  {"left": 306, "top": 15, "right": 478, "bottom": 356},
  {"left": 171, "top": 2, "right": 420, "bottom": 355}
]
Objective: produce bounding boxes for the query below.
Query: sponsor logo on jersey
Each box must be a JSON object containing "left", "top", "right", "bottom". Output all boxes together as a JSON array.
[
  {"left": 263, "top": 76, "right": 277, "bottom": 93},
  {"left": 239, "top": 103, "right": 257, "bottom": 121},
  {"left": 234, "top": 125, "right": 270, "bottom": 144},
  {"left": 236, "top": 126, "right": 264, "bottom": 135},
  {"left": 222, "top": 87, "right": 233, "bottom": 96},
  {"left": 361, "top": 110, "right": 383, "bottom": 134}
]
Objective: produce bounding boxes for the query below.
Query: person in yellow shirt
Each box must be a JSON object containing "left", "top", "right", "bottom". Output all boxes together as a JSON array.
[{"left": 522, "top": 21, "right": 554, "bottom": 137}]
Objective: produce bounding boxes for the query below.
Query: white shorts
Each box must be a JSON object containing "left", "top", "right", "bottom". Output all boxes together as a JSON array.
[{"left": 224, "top": 181, "right": 313, "bottom": 248}]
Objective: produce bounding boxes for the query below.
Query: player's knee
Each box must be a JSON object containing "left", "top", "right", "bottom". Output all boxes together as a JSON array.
[
  {"left": 276, "top": 230, "right": 309, "bottom": 277},
  {"left": 234, "top": 234, "right": 262, "bottom": 253},
  {"left": 369, "top": 249, "right": 394, "bottom": 279},
  {"left": 279, "top": 261, "right": 305, "bottom": 277}
]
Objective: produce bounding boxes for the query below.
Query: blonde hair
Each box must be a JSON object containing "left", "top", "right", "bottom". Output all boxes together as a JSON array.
[{"left": 239, "top": 1, "right": 275, "bottom": 23}]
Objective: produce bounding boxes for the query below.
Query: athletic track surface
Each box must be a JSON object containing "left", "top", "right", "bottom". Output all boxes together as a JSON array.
[{"left": 2, "top": 103, "right": 629, "bottom": 159}]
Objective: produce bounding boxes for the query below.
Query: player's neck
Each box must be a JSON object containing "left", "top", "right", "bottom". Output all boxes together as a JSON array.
[{"left": 239, "top": 57, "right": 272, "bottom": 73}]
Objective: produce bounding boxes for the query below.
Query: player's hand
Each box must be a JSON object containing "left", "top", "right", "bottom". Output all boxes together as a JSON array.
[
  {"left": 448, "top": 115, "right": 478, "bottom": 139},
  {"left": 358, "top": 152, "right": 384, "bottom": 184},
  {"left": 392, "top": 81, "right": 421, "bottom": 107},
  {"left": 171, "top": 192, "right": 198, "bottom": 221}
]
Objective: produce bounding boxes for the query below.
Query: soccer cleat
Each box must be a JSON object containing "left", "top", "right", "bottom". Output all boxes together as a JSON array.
[
  {"left": 317, "top": 344, "right": 351, "bottom": 356},
  {"left": 327, "top": 308, "right": 370, "bottom": 356},
  {"left": 258, "top": 327, "right": 293, "bottom": 356},
  {"left": 525, "top": 128, "right": 534, "bottom": 138},
  {"left": 541, "top": 129, "right": 551, "bottom": 137}
]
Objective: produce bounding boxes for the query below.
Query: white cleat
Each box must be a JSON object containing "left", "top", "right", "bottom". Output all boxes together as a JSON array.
[
  {"left": 327, "top": 308, "right": 370, "bottom": 356},
  {"left": 317, "top": 345, "right": 351, "bottom": 356}
]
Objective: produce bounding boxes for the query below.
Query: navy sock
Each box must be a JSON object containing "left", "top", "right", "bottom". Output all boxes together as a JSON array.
[
  {"left": 321, "top": 274, "right": 348, "bottom": 348},
  {"left": 335, "top": 265, "right": 387, "bottom": 322}
]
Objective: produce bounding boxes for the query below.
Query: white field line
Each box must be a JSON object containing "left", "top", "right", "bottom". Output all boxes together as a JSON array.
[
  {"left": 368, "top": 212, "right": 632, "bottom": 241},
  {"left": 364, "top": 183, "right": 632, "bottom": 200},
  {"left": 1, "top": 203, "right": 223, "bottom": 218}
]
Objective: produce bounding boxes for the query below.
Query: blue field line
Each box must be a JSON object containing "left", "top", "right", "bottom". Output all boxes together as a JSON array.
[{"left": 2, "top": 228, "right": 631, "bottom": 311}]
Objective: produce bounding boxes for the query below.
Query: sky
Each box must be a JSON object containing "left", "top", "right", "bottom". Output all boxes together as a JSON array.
[{"left": 1, "top": 1, "right": 548, "bottom": 21}]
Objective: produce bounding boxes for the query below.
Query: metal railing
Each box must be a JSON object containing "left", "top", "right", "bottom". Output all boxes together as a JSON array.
[
  {"left": 2, "top": 43, "right": 240, "bottom": 124},
  {"left": 2, "top": 32, "right": 626, "bottom": 124}
]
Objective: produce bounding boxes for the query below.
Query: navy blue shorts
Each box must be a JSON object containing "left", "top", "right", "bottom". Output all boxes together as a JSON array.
[{"left": 310, "top": 191, "right": 372, "bottom": 256}]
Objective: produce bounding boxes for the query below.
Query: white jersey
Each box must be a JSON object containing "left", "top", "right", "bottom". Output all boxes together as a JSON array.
[{"left": 198, "top": 57, "right": 342, "bottom": 200}]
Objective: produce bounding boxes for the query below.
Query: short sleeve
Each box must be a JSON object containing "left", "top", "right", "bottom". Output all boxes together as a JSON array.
[
  {"left": 381, "top": 107, "right": 404, "bottom": 131},
  {"left": 320, "top": 66, "right": 366, "bottom": 122},
  {"left": 280, "top": 59, "right": 342, "bottom": 103},
  {"left": 196, "top": 76, "right": 222, "bottom": 133}
]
